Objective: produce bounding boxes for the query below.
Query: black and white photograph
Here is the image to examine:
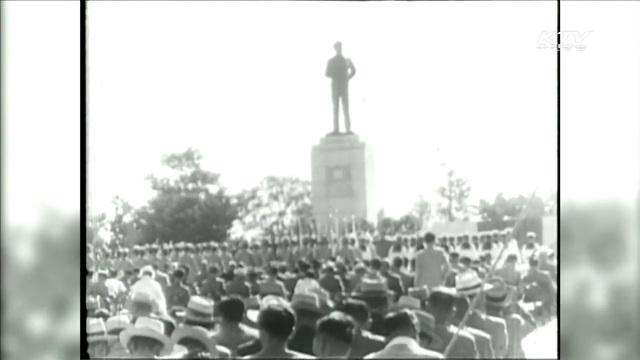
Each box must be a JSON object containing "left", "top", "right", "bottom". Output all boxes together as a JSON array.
[
  {"left": 5, "top": 1, "right": 639, "bottom": 360},
  {"left": 85, "top": 1, "right": 562, "bottom": 358}
]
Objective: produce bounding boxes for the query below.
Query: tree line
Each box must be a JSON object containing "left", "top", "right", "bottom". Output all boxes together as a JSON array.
[{"left": 88, "top": 148, "right": 557, "bottom": 247}]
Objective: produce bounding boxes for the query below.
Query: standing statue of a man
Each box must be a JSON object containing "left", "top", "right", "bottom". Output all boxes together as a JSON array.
[{"left": 325, "top": 41, "right": 356, "bottom": 135}]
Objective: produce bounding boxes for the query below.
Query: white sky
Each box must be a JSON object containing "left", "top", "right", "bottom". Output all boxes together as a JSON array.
[{"left": 87, "top": 1, "right": 561, "bottom": 217}]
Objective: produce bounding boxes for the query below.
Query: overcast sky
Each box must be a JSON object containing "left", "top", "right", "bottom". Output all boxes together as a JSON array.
[{"left": 87, "top": 1, "right": 559, "bottom": 217}]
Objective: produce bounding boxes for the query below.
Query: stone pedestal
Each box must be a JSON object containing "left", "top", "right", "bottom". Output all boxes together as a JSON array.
[{"left": 311, "top": 134, "right": 376, "bottom": 231}]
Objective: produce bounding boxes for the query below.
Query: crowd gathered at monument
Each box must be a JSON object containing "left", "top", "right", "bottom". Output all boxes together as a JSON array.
[
  {"left": 86, "top": 41, "right": 557, "bottom": 359},
  {"left": 86, "top": 229, "right": 558, "bottom": 359}
]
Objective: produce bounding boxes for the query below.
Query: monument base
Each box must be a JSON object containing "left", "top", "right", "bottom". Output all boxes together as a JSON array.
[{"left": 311, "top": 133, "right": 376, "bottom": 232}]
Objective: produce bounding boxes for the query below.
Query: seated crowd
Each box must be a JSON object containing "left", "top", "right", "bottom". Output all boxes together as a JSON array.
[{"left": 86, "top": 230, "right": 557, "bottom": 358}]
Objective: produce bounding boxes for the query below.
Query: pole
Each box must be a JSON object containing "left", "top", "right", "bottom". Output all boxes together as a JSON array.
[{"left": 352, "top": 215, "right": 357, "bottom": 237}]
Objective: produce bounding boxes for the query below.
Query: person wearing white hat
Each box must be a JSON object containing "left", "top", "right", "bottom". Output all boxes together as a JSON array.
[
  {"left": 130, "top": 265, "right": 168, "bottom": 317},
  {"left": 87, "top": 317, "right": 116, "bottom": 358},
  {"left": 179, "top": 295, "right": 217, "bottom": 330},
  {"left": 119, "top": 316, "right": 174, "bottom": 358}
]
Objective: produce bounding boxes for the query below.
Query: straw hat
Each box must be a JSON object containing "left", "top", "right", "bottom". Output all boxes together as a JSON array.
[
  {"left": 291, "top": 292, "right": 321, "bottom": 313},
  {"left": 171, "top": 325, "right": 219, "bottom": 356},
  {"left": 389, "top": 295, "right": 421, "bottom": 312},
  {"left": 119, "top": 317, "right": 173, "bottom": 356},
  {"left": 484, "top": 277, "right": 517, "bottom": 308},
  {"left": 87, "top": 318, "right": 116, "bottom": 343},
  {"left": 182, "top": 296, "right": 215, "bottom": 325},
  {"left": 408, "top": 287, "right": 429, "bottom": 300},
  {"left": 105, "top": 314, "right": 133, "bottom": 334},
  {"left": 360, "top": 278, "right": 388, "bottom": 294},
  {"left": 455, "top": 270, "right": 494, "bottom": 296},
  {"left": 127, "top": 291, "right": 159, "bottom": 314},
  {"left": 247, "top": 295, "right": 290, "bottom": 323}
]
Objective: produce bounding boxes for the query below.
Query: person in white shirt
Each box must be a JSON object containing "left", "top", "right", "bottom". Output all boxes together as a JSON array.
[
  {"left": 130, "top": 265, "right": 168, "bottom": 317},
  {"left": 414, "top": 233, "right": 451, "bottom": 291}
]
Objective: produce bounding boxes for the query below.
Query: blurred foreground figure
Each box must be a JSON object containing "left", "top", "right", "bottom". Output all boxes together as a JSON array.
[
  {"left": 312, "top": 311, "right": 355, "bottom": 358},
  {"left": 364, "top": 309, "right": 443, "bottom": 358},
  {"left": 119, "top": 317, "right": 174, "bottom": 358},
  {"left": 522, "top": 318, "right": 557, "bottom": 358},
  {"left": 244, "top": 300, "right": 313, "bottom": 359}
]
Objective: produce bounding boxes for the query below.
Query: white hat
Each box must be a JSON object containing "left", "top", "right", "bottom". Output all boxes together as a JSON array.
[
  {"left": 105, "top": 314, "right": 133, "bottom": 334},
  {"left": 247, "top": 295, "right": 290, "bottom": 324},
  {"left": 291, "top": 292, "right": 321, "bottom": 313},
  {"left": 119, "top": 317, "right": 173, "bottom": 356},
  {"left": 455, "top": 270, "right": 494, "bottom": 296},
  {"left": 87, "top": 318, "right": 116, "bottom": 343},
  {"left": 183, "top": 296, "right": 215, "bottom": 324},
  {"left": 128, "top": 291, "right": 159, "bottom": 314},
  {"left": 140, "top": 265, "right": 155, "bottom": 278},
  {"left": 389, "top": 295, "right": 421, "bottom": 312},
  {"left": 171, "top": 325, "right": 219, "bottom": 356}
]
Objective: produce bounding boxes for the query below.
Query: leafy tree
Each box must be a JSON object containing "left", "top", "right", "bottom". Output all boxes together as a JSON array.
[
  {"left": 87, "top": 212, "right": 107, "bottom": 245},
  {"left": 545, "top": 191, "right": 558, "bottom": 215},
  {"left": 477, "top": 192, "right": 550, "bottom": 222},
  {"left": 436, "top": 169, "right": 472, "bottom": 221},
  {"left": 234, "top": 176, "right": 313, "bottom": 238},
  {"left": 411, "top": 196, "right": 433, "bottom": 229},
  {"left": 108, "top": 196, "right": 135, "bottom": 246},
  {"left": 398, "top": 214, "right": 421, "bottom": 233},
  {"left": 377, "top": 217, "right": 399, "bottom": 235},
  {"left": 357, "top": 219, "right": 376, "bottom": 234},
  {"left": 135, "top": 148, "right": 237, "bottom": 244}
]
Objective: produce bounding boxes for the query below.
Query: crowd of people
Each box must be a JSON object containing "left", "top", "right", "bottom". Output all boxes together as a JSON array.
[{"left": 86, "top": 229, "right": 557, "bottom": 358}]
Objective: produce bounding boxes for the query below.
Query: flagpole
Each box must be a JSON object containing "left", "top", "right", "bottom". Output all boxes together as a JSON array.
[
  {"left": 328, "top": 214, "right": 333, "bottom": 243},
  {"left": 352, "top": 215, "right": 357, "bottom": 237}
]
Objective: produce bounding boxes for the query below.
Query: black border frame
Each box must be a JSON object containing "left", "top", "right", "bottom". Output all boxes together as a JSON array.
[
  {"left": 79, "top": 1, "right": 562, "bottom": 358},
  {"left": 81, "top": 0, "right": 88, "bottom": 358}
]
